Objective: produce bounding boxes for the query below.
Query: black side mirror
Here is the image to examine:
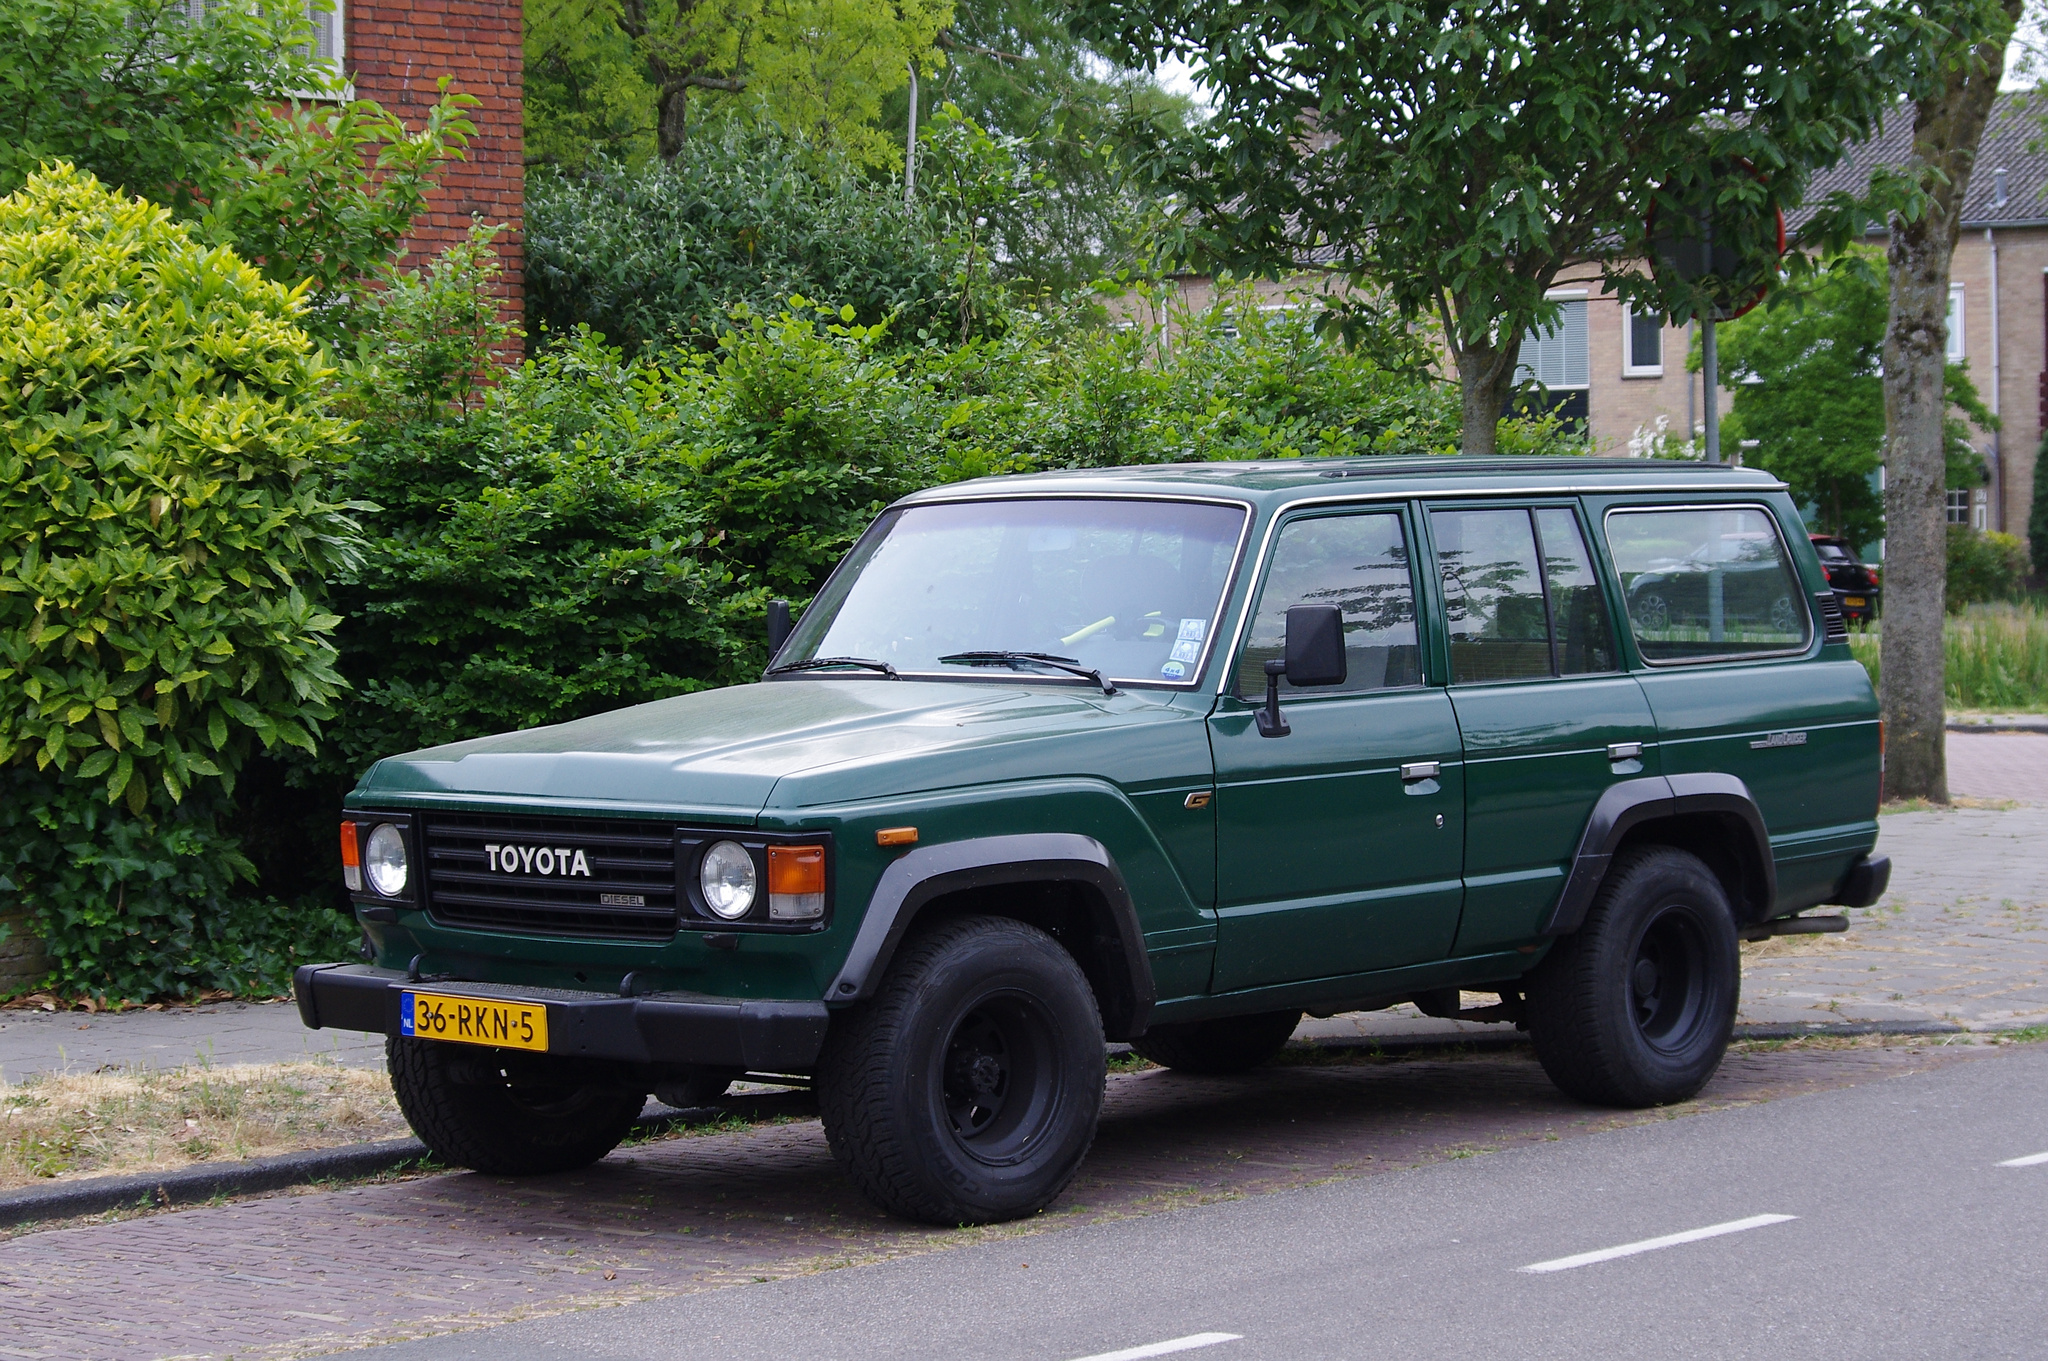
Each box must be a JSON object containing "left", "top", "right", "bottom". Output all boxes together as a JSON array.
[
  {"left": 1257, "top": 604, "right": 1346, "bottom": 738},
  {"left": 767, "top": 599, "right": 794, "bottom": 658}
]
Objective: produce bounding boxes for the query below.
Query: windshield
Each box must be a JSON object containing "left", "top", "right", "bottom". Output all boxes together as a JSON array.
[{"left": 780, "top": 498, "right": 1249, "bottom": 685}]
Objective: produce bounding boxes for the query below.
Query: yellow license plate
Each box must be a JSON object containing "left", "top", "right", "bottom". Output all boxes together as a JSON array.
[
  {"left": 400, "top": 990, "right": 549, "bottom": 1052},
  {"left": 1845, "top": 597, "right": 1867, "bottom": 607}
]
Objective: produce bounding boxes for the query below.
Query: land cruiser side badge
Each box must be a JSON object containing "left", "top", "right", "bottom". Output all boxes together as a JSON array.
[{"left": 1750, "top": 731, "right": 1808, "bottom": 750}]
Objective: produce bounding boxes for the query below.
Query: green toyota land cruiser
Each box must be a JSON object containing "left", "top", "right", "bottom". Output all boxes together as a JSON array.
[{"left": 297, "top": 456, "right": 1890, "bottom": 1225}]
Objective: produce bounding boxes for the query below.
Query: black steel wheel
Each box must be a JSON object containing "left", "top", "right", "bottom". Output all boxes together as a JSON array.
[
  {"left": 1524, "top": 845, "right": 1738, "bottom": 1107},
  {"left": 1129, "top": 1010, "right": 1302, "bottom": 1074},
  {"left": 817, "top": 916, "right": 1104, "bottom": 1225},
  {"left": 386, "top": 1037, "right": 644, "bottom": 1175}
]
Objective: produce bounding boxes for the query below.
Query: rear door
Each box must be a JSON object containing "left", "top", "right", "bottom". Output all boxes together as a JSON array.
[
  {"left": 1424, "top": 501, "right": 1659, "bottom": 956},
  {"left": 1209, "top": 505, "right": 1465, "bottom": 991},
  {"left": 1601, "top": 500, "right": 1881, "bottom": 911}
]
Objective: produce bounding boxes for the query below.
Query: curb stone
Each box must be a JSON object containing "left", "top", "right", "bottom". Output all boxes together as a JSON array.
[
  {"left": 1947, "top": 715, "right": 2048, "bottom": 734},
  {"left": 0, "top": 1100, "right": 768, "bottom": 1231},
  {"left": 0, "top": 1022, "right": 2017, "bottom": 1230}
]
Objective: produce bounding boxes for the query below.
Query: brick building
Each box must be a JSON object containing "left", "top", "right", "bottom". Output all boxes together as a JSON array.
[{"left": 316, "top": 0, "right": 526, "bottom": 325}]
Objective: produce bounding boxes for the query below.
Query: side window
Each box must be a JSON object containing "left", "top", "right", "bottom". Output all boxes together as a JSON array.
[
  {"left": 1431, "top": 505, "right": 1620, "bottom": 683},
  {"left": 1536, "top": 508, "right": 1619, "bottom": 675},
  {"left": 1236, "top": 512, "right": 1421, "bottom": 695},
  {"left": 1605, "top": 506, "right": 1810, "bottom": 662},
  {"left": 1432, "top": 508, "right": 1551, "bottom": 683}
]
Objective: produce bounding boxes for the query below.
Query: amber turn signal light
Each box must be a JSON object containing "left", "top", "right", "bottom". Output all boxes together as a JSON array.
[
  {"left": 339, "top": 820, "right": 362, "bottom": 893},
  {"left": 766, "top": 844, "right": 826, "bottom": 922},
  {"left": 875, "top": 826, "right": 919, "bottom": 847}
]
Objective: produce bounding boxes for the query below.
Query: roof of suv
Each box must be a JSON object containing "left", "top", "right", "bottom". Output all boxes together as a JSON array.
[{"left": 899, "top": 456, "right": 1784, "bottom": 509}]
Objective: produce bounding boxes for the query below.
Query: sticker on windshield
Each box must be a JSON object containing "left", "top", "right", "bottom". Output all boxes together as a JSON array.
[
  {"left": 1169, "top": 639, "right": 1201, "bottom": 664},
  {"left": 1177, "top": 618, "right": 1207, "bottom": 642},
  {"left": 1028, "top": 526, "right": 1075, "bottom": 552},
  {"left": 1160, "top": 661, "right": 1187, "bottom": 680}
]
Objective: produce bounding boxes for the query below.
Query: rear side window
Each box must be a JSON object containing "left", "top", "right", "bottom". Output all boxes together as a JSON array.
[
  {"left": 1431, "top": 506, "right": 1619, "bottom": 683},
  {"left": 1605, "top": 506, "right": 1810, "bottom": 662},
  {"left": 1236, "top": 511, "right": 1422, "bottom": 694}
]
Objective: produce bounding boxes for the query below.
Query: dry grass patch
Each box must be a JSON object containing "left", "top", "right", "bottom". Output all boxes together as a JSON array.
[{"left": 0, "top": 1061, "right": 407, "bottom": 1191}]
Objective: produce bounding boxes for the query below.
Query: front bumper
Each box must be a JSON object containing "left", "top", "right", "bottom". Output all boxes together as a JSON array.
[{"left": 294, "top": 963, "right": 831, "bottom": 1074}]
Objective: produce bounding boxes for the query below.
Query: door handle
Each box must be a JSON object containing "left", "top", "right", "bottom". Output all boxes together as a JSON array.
[
  {"left": 1607, "top": 742, "right": 1644, "bottom": 762},
  {"left": 1400, "top": 760, "right": 1441, "bottom": 782}
]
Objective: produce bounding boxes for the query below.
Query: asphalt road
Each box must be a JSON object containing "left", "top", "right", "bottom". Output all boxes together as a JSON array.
[{"left": 356, "top": 1043, "right": 2048, "bottom": 1361}]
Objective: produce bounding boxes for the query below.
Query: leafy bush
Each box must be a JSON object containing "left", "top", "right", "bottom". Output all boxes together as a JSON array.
[
  {"left": 0, "top": 0, "right": 326, "bottom": 206},
  {"left": 0, "top": 166, "right": 360, "bottom": 999},
  {"left": 197, "top": 89, "right": 478, "bottom": 350},
  {"left": 1947, "top": 525, "right": 2031, "bottom": 612},
  {"left": 525, "top": 132, "right": 952, "bottom": 353}
]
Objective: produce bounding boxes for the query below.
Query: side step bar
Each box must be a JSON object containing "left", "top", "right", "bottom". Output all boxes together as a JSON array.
[{"left": 1738, "top": 914, "right": 1850, "bottom": 943}]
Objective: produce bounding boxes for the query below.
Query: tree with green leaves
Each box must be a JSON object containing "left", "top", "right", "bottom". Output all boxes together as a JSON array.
[
  {"left": 1071, "top": 0, "right": 1922, "bottom": 455},
  {"left": 525, "top": 0, "right": 952, "bottom": 168},
  {"left": 1716, "top": 257, "right": 1991, "bottom": 549},
  {"left": 0, "top": 0, "right": 327, "bottom": 206},
  {"left": 1879, "top": 0, "right": 2024, "bottom": 802}
]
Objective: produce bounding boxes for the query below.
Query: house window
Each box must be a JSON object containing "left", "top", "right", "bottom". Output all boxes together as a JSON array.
[
  {"left": 1517, "top": 298, "right": 1589, "bottom": 390},
  {"left": 1946, "top": 284, "right": 1965, "bottom": 362},
  {"left": 1623, "top": 308, "right": 1663, "bottom": 377},
  {"left": 1946, "top": 488, "right": 1972, "bottom": 524}
]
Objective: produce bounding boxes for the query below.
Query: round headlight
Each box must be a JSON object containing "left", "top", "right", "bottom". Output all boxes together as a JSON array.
[
  {"left": 699, "top": 841, "right": 757, "bottom": 920},
  {"left": 364, "top": 823, "right": 409, "bottom": 897}
]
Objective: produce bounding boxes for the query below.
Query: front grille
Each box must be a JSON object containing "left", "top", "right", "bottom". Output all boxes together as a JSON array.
[
  {"left": 421, "top": 814, "right": 679, "bottom": 941},
  {"left": 1815, "top": 590, "right": 1849, "bottom": 644}
]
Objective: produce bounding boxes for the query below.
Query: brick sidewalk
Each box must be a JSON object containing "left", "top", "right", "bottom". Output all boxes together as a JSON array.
[
  {"left": 0, "top": 1038, "right": 2005, "bottom": 1361},
  {"left": 1947, "top": 729, "right": 2048, "bottom": 802}
]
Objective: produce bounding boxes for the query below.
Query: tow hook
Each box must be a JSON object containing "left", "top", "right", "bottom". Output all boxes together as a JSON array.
[{"left": 1738, "top": 914, "right": 1850, "bottom": 943}]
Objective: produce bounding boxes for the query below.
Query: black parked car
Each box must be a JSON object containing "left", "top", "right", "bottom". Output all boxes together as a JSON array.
[{"left": 1810, "top": 535, "right": 1880, "bottom": 623}]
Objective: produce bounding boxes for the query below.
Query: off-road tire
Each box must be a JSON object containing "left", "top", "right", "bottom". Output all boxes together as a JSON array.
[
  {"left": 1524, "top": 845, "right": 1739, "bottom": 1107},
  {"left": 816, "top": 916, "right": 1105, "bottom": 1225},
  {"left": 1129, "top": 1009, "right": 1303, "bottom": 1074},
  {"left": 386, "top": 1037, "right": 644, "bottom": 1176}
]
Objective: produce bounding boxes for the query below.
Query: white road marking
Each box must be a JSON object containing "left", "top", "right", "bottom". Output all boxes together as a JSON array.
[
  {"left": 1519, "top": 1213, "right": 1798, "bottom": 1273},
  {"left": 1998, "top": 1151, "right": 2048, "bottom": 1167},
  {"left": 1066, "top": 1333, "right": 1243, "bottom": 1361}
]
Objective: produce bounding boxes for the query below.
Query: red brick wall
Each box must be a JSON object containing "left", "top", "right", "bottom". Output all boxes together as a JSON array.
[{"left": 345, "top": 1, "right": 524, "bottom": 331}]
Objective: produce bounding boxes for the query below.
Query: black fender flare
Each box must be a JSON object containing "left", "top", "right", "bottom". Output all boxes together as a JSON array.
[
  {"left": 1542, "top": 773, "right": 1776, "bottom": 936},
  {"left": 824, "top": 833, "right": 1157, "bottom": 1038}
]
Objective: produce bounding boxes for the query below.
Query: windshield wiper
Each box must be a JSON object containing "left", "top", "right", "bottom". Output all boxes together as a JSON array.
[
  {"left": 938, "top": 651, "right": 1118, "bottom": 696},
  {"left": 766, "top": 656, "right": 900, "bottom": 679}
]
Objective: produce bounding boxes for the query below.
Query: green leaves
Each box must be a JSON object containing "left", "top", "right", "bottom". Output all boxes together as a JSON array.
[{"left": 0, "top": 165, "right": 359, "bottom": 810}]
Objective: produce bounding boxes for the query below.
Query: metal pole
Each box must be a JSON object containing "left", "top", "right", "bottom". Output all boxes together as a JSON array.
[
  {"left": 904, "top": 63, "right": 919, "bottom": 207},
  {"left": 1700, "top": 214, "right": 1720, "bottom": 464},
  {"left": 1702, "top": 315, "right": 1720, "bottom": 465}
]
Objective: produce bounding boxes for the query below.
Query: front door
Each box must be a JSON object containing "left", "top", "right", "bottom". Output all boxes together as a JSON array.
[
  {"left": 1210, "top": 507, "right": 1465, "bottom": 992},
  {"left": 1425, "top": 502, "right": 1659, "bottom": 956}
]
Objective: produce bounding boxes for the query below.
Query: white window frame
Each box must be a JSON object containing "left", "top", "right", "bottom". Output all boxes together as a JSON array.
[
  {"left": 1946, "top": 283, "right": 1966, "bottom": 362},
  {"left": 1622, "top": 305, "right": 1664, "bottom": 378}
]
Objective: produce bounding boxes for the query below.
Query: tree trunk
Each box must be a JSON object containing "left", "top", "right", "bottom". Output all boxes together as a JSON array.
[
  {"left": 1452, "top": 339, "right": 1521, "bottom": 456},
  {"left": 1879, "top": 1, "right": 2016, "bottom": 802},
  {"left": 657, "top": 84, "right": 689, "bottom": 161}
]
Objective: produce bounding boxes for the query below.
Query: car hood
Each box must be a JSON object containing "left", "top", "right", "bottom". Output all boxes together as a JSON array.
[{"left": 351, "top": 679, "right": 1208, "bottom": 822}]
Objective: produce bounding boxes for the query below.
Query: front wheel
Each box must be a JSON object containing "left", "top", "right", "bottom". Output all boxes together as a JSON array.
[
  {"left": 816, "top": 916, "right": 1105, "bottom": 1225},
  {"left": 1524, "top": 846, "right": 1739, "bottom": 1107},
  {"left": 387, "top": 1037, "right": 644, "bottom": 1175}
]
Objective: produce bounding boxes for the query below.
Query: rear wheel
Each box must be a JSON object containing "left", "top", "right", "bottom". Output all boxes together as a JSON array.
[
  {"left": 1524, "top": 845, "right": 1739, "bottom": 1107},
  {"left": 817, "top": 916, "right": 1104, "bottom": 1225},
  {"left": 386, "top": 1037, "right": 644, "bottom": 1175},
  {"left": 1129, "top": 1010, "right": 1303, "bottom": 1074}
]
